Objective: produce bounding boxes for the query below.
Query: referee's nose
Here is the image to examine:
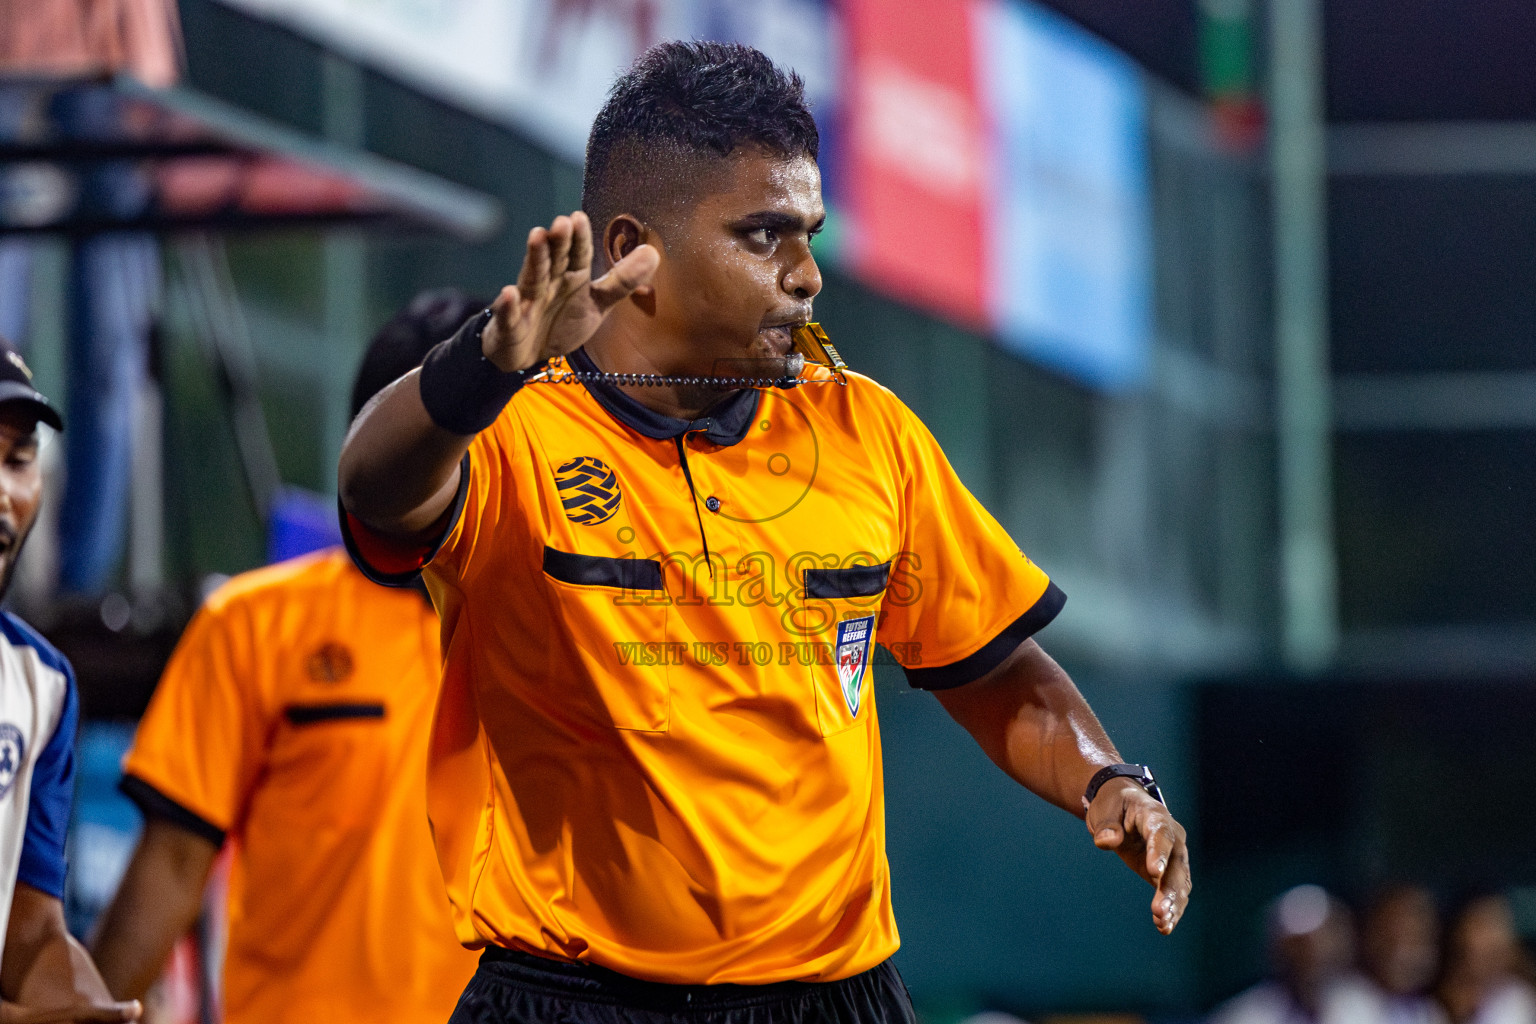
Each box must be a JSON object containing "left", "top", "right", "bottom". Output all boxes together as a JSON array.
[{"left": 783, "top": 244, "right": 822, "bottom": 301}]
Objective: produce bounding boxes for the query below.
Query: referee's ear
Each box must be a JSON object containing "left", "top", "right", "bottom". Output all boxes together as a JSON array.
[{"left": 604, "top": 215, "right": 656, "bottom": 294}]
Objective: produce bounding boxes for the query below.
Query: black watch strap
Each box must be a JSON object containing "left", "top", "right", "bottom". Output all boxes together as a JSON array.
[{"left": 1084, "top": 763, "right": 1165, "bottom": 807}]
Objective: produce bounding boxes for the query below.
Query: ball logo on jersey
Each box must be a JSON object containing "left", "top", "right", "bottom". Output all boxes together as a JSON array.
[
  {"left": 556, "top": 456, "right": 622, "bottom": 525},
  {"left": 834, "top": 615, "right": 876, "bottom": 718},
  {"left": 306, "top": 642, "right": 355, "bottom": 683},
  {"left": 0, "top": 723, "right": 25, "bottom": 800}
]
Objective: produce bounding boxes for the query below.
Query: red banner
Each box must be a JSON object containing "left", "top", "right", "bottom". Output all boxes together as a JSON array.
[{"left": 841, "top": 0, "right": 990, "bottom": 328}]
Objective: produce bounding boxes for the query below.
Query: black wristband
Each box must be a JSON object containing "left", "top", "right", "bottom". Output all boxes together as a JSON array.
[
  {"left": 1084, "top": 763, "right": 1165, "bottom": 807},
  {"left": 418, "top": 308, "right": 547, "bottom": 435}
]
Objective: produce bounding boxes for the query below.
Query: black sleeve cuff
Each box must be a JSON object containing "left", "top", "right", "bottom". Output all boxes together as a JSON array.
[
  {"left": 339, "top": 452, "right": 471, "bottom": 587},
  {"left": 119, "top": 775, "right": 226, "bottom": 848},
  {"left": 903, "top": 581, "right": 1067, "bottom": 690}
]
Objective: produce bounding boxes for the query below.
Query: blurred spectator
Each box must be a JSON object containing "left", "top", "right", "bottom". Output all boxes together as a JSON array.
[
  {"left": 1358, "top": 884, "right": 1444, "bottom": 1024},
  {"left": 0, "top": 0, "right": 182, "bottom": 596},
  {"left": 1436, "top": 894, "right": 1536, "bottom": 1024},
  {"left": 1210, "top": 885, "right": 1372, "bottom": 1024},
  {"left": 0, "top": 0, "right": 181, "bottom": 84},
  {"left": 0, "top": 334, "right": 140, "bottom": 1021}
]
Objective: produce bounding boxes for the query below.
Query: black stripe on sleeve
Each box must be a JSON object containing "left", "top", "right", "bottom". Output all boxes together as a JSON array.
[
  {"left": 339, "top": 452, "right": 471, "bottom": 587},
  {"left": 283, "top": 702, "right": 386, "bottom": 726},
  {"left": 903, "top": 581, "right": 1068, "bottom": 691},
  {"left": 118, "top": 775, "right": 226, "bottom": 847}
]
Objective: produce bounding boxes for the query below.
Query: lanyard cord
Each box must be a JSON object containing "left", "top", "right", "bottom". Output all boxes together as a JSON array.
[
  {"left": 672, "top": 435, "right": 714, "bottom": 580},
  {"left": 532, "top": 367, "right": 815, "bottom": 389}
]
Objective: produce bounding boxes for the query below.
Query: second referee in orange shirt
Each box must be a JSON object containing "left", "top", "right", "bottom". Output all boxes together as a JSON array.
[{"left": 90, "top": 291, "right": 485, "bottom": 1024}]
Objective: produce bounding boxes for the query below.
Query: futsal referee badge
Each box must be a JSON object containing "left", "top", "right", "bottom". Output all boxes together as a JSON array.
[{"left": 834, "top": 615, "right": 875, "bottom": 718}]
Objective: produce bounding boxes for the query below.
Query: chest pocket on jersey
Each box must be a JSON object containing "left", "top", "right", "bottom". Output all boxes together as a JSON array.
[
  {"left": 797, "top": 561, "right": 890, "bottom": 737},
  {"left": 542, "top": 546, "right": 671, "bottom": 732},
  {"left": 267, "top": 702, "right": 391, "bottom": 831}
]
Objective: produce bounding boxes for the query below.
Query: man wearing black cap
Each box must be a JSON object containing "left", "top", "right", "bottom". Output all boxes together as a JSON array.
[{"left": 0, "top": 336, "right": 141, "bottom": 1022}]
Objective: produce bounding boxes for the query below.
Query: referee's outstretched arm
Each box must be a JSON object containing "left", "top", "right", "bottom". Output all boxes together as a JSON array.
[
  {"left": 338, "top": 212, "right": 657, "bottom": 539},
  {"left": 933, "top": 639, "right": 1191, "bottom": 936}
]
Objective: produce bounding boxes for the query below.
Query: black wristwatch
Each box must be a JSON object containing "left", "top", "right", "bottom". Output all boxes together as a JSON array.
[{"left": 1084, "top": 763, "right": 1165, "bottom": 808}]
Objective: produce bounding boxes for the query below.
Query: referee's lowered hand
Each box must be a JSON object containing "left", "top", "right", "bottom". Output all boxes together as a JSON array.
[
  {"left": 482, "top": 211, "right": 660, "bottom": 373},
  {"left": 0, "top": 998, "right": 142, "bottom": 1023},
  {"left": 1084, "top": 778, "right": 1191, "bottom": 936}
]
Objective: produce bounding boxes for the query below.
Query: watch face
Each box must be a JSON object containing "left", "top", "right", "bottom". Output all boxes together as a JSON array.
[{"left": 1138, "top": 767, "right": 1167, "bottom": 807}]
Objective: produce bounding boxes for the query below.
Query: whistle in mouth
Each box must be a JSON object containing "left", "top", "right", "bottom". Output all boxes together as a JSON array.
[{"left": 790, "top": 323, "right": 848, "bottom": 384}]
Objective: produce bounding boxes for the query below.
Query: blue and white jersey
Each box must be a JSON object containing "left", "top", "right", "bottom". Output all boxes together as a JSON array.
[{"left": 0, "top": 610, "right": 77, "bottom": 962}]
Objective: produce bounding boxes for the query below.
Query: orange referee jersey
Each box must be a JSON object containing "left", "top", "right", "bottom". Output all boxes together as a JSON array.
[
  {"left": 346, "top": 349, "right": 1064, "bottom": 985},
  {"left": 121, "top": 548, "right": 478, "bottom": 1024}
]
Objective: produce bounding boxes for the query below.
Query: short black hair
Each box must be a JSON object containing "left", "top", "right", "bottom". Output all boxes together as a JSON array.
[
  {"left": 350, "top": 288, "right": 486, "bottom": 420},
  {"left": 582, "top": 40, "right": 819, "bottom": 250}
]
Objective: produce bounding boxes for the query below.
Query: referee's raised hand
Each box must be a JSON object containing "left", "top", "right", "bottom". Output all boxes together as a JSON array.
[
  {"left": 339, "top": 210, "right": 657, "bottom": 539},
  {"left": 481, "top": 211, "right": 660, "bottom": 373}
]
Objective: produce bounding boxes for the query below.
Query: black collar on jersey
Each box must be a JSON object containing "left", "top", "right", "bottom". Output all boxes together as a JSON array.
[{"left": 569, "top": 347, "right": 760, "bottom": 447}]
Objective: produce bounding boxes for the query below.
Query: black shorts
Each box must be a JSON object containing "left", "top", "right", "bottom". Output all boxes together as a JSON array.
[{"left": 446, "top": 947, "right": 917, "bottom": 1024}]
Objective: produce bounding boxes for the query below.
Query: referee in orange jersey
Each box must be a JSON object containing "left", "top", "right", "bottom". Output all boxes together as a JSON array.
[
  {"left": 90, "top": 292, "right": 483, "bottom": 1024},
  {"left": 340, "top": 41, "right": 1191, "bottom": 1024}
]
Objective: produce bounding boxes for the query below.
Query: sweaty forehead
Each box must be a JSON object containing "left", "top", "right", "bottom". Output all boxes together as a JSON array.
[{"left": 693, "top": 151, "right": 823, "bottom": 219}]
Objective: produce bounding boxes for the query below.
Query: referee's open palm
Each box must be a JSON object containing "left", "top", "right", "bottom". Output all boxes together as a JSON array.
[{"left": 482, "top": 211, "right": 659, "bottom": 373}]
